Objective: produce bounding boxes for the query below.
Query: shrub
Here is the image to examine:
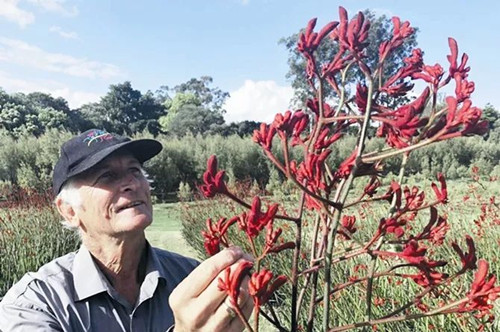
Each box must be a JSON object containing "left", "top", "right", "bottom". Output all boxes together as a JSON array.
[{"left": 0, "top": 190, "right": 80, "bottom": 297}]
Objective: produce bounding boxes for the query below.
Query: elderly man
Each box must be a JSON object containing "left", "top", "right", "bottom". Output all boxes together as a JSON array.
[{"left": 0, "top": 129, "right": 253, "bottom": 331}]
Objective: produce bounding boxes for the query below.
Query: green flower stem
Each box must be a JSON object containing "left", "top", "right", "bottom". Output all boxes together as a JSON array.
[
  {"left": 322, "top": 73, "right": 375, "bottom": 330},
  {"left": 328, "top": 298, "right": 469, "bottom": 332}
]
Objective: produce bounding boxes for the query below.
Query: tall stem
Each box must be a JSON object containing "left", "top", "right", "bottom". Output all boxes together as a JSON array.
[
  {"left": 290, "top": 190, "right": 306, "bottom": 331},
  {"left": 322, "top": 76, "right": 375, "bottom": 330}
]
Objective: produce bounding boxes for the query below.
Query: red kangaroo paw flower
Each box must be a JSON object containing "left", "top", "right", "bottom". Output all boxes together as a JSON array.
[
  {"left": 200, "top": 155, "right": 228, "bottom": 198},
  {"left": 431, "top": 173, "right": 448, "bottom": 203},
  {"left": 249, "top": 269, "right": 288, "bottom": 307},
  {"left": 238, "top": 196, "right": 279, "bottom": 238},
  {"left": 218, "top": 261, "right": 254, "bottom": 307},
  {"left": 454, "top": 74, "right": 475, "bottom": 103},
  {"left": 415, "top": 207, "right": 449, "bottom": 245},
  {"left": 447, "top": 38, "right": 470, "bottom": 79},
  {"left": 338, "top": 215, "right": 357, "bottom": 240},
  {"left": 363, "top": 176, "right": 381, "bottom": 197},
  {"left": 458, "top": 260, "right": 500, "bottom": 315},
  {"left": 452, "top": 235, "right": 477, "bottom": 272},
  {"left": 202, "top": 216, "right": 239, "bottom": 256},
  {"left": 253, "top": 122, "right": 277, "bottom": 151}
]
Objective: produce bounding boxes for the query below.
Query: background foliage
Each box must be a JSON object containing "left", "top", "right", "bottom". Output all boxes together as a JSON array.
[{"left": 0, "top": 127, "right": 498, "bottom": 200}]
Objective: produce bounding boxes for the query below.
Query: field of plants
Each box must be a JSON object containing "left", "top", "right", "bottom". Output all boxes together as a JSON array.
[
  {"left": 1, "top": 171, "right": 498, "bottom": 331},
  {"left": 179, "top": 175, "right": 500, "bottom": 331}
]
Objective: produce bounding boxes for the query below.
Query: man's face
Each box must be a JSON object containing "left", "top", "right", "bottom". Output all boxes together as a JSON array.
[{"left": 73, "top": 151, "right": 153, "bottom": 238}]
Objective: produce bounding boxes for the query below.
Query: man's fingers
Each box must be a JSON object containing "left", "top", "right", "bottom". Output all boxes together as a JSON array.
[
  {"left": 172, "top": 246, "right": 244, "bottom": 299},
  {"left": 211, "top": 289, "right": 254, "bottom": 332}
]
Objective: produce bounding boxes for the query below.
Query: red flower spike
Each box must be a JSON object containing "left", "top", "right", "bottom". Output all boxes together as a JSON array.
[
  {"left": 273, "top": 110, "right": 310, "bottom": 143},
  {"left": 295, "top": 150, "right": 332, "bottom": 191},
  {"left": 335, "top": 150, "right": 357, "bottom": 179},
  {"left": 391, "top": 17, "right": 414, "bottom": 47},
  {"left": 240, "top": 196, "right": 279, "bottom": 238},
  {"left": 338, "top": 215, "right": 357, "bottom": 240},
  {"left": 272, "top": 111, "right": 293, "bottom": 137},
  {"left": 291, "top": 111, "right": 309, "bottom": 146},
  {"left": 447, "top": 38, "right": 470, "bottom": 79},
  {"left": 454, "top": 74, "right": 475, "bottom": 103},
  {"left": 452, "top": 235, "right": 477, "bottom": 272},
  {"left": 415, "top": 207, "right": 449, "bottom": 245},
  {"left": 458, "top": 259, "right": 500, "bottom": 315},
  {"left": 253, "top": 123, "right": 277, "bottom": 151},
  {"left": 378, "top": 217, "right": 406, "bottom": 238},
  {"left": 200, "top": 155, "right": 228, "bottom": 198},
  {"left": 399, "top": 240, "right": 427, "bottom": 265},
  {"left": 376, "top": 87, "right": 430, "bottom": 148},
  {"left": 363, "top": 176, "right": 381, "bottom": 197},
  {"left": 314, "top": 127, "right": 343, "bottom": 150},
  {"left": 379, "top": 17, "right": 414, "bottom": 63},
  {"left": 264, "top": 221, "right": 282, "bottom": 252},
  {"left": 202, "top": 216, "right": 239, "bottom": 256},
  {"left": 218, "top": 261, "right": 254, "bottom": 307},
  {"left": 332, "top": 7, "right": 370, "bottom": 58},
  {"left": 403, "top": 185, "right": 426, "bottom": 211},
  {"left": 249, "top": 270, "right": 288, "bottom": 307},
  {"left": 410, "top": 270, "right": 448, "bottom": 288},
  {"left": 412, "top": 64, "right": 444, "bottom": 92},
  {"left": 383, "top": 180, "right": 402, "bottom": 209},
  {"left": 441, "top": 97, "right": 489, "bottom": 138},
  {"left": 431, "top": 173, "right": 448, "bottom": 204},
  {"left": 298, "top": 18, "right": 338, "bottom": 55},
  {"left": 202, "top": 232, "right": 221, "bottom": 256}
]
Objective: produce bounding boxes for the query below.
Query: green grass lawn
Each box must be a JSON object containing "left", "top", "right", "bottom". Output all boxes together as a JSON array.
[{"left": 146, "top": 203, "right": 198, "bottom": 259}]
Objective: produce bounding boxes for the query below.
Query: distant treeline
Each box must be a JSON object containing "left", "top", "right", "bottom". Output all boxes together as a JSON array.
[
  {"left": 0, "top": 127, "right": 498, "bottom": 201},
  {"left": 0, "top": 77, "right": 261, "bottom": 139}
]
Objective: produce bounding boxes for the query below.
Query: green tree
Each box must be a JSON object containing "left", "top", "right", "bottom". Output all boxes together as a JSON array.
[
  {"left": 158, "top": 77, "right": 230, "bottom": 136},
  {"left": 478, "top": 103, "right": 499, "bottom": 143},
  {"left": 158, "top": 93, "right": 200, "bottom": 132},
  {"left": 0, "top": 90, "right": 85, "bottom": 136},
  {"left": 80, "top": 82, "right": 165, "bottom": 135},
  {"left": 279, "top": 9, "right": 418, "bottom": 107},
  {"left": 167, "top": 104, "right": 225, "bottom": 136},
  {"left": 170, "top": 76, "right": 229, "bottom": 114}
]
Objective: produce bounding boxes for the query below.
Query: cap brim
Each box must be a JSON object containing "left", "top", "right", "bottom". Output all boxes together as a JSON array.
[{"left": 67, "top": 139, "right": 162, "bottom": 179}]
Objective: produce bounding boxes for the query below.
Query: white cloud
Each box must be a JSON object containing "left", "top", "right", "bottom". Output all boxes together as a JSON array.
[
  {"left": 0, "top": 0, "right": 35, "bottom": 27},
  {"left": 51, "top": 87, "right": 101, "bottom": 107},
  {"left": 0, "top": 70, "right": 101, "bottom": 107},
  {"left": 27, "top": 0, "right": 78, "bottom": 17},
  {"left": 0, "top": 37, "right": 123, "bottom": 79},
  {"left": 223, "top": 80, "right": 294, "bottom": 124},
  {"left": 49, "top": 25, "right": 78, "bottom": 39}
]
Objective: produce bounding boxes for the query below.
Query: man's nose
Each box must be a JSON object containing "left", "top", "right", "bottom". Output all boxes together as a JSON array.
[{"left": 120, "top": 172, "right": 140, "bottom": 191}]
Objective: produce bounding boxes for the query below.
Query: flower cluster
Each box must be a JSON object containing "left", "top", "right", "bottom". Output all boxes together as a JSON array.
[{"left": 196, "top": 6, "right": 497, "bottom": 331}]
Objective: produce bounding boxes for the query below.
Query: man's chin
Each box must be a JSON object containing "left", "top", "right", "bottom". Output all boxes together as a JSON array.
[{"left": 116, "top": 212, "right": 153, "bottom": 230}]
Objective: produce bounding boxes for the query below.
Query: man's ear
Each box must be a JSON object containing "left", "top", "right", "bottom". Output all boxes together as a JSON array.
[{"left": 55, "top": 197, "right": 80, "bottom": 229}]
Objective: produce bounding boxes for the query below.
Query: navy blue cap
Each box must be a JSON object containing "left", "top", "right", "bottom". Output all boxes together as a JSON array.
[{"left": 52, "top": 129, "right": 162, "bottom": 195}]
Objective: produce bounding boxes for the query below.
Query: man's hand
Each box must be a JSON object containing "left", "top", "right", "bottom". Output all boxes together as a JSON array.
[{"left": 169, "top": 247, "right": 254, "bottom": 331}]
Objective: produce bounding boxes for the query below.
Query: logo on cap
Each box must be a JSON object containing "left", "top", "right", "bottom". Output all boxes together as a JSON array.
[{"left": 83, "top": 129, "right": 114, "bottom": 146}]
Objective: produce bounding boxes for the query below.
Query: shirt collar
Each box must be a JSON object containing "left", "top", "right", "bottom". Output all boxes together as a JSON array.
[
  {"left": 72, "top": 245, "right": 110, "bottom": 302},
  {"left": 72, "top": 242, "right": 167, "bottom": 303}
]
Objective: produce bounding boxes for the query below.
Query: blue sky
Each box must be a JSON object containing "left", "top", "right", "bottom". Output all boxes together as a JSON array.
[{"left": 0, "top": 0, "right": 498, "bottom": 123}]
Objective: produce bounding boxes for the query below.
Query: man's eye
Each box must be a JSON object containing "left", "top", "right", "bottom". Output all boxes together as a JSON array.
[
  {"left": 99, "top": 172, "right": 114, "bottom": 180},
  {"left": 130, "top": 167, "right": 142, "bottom": 175}
]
